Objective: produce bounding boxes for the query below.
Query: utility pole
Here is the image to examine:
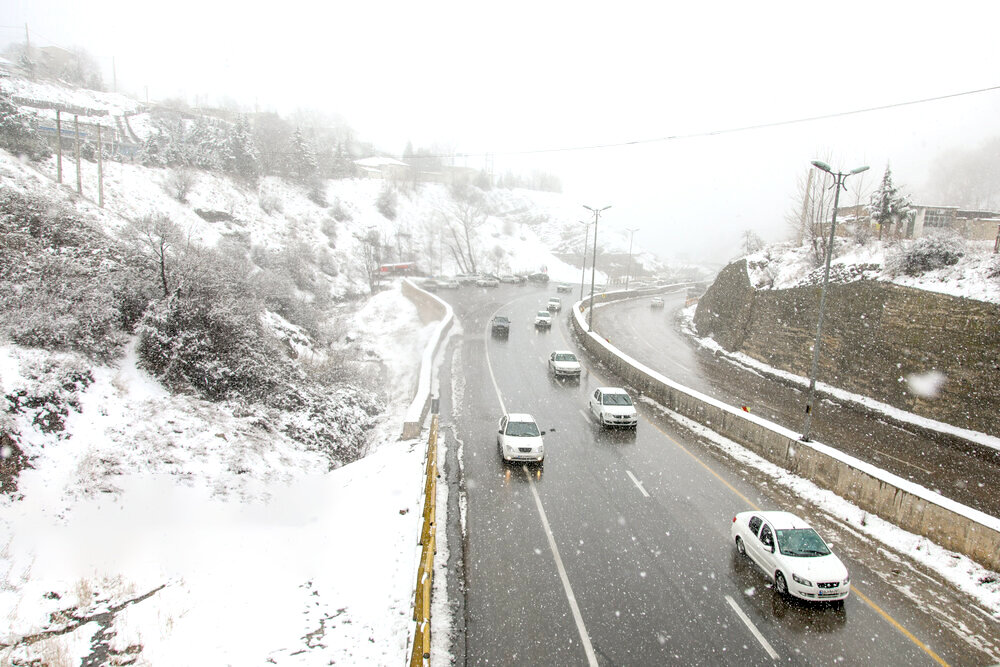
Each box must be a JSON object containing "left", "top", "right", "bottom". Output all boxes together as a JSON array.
[
  {"left": 97, "top": 124, "right": 104, "bottom": 207},
  {"left": 624, "top": 227, "right": 639, "bottom": 291},
  {"left": 56, "top": 110, "right": 63, "bottom": 183},
  {"left": 801, "top": 161, "right": 869, "bottom": 442},
  {"left": 578, "top": 220, "right": 591, "bottom": 303},
  {"left": 74, "top": 115, "right": 82, "bottom": 195},
  {"left": 24, "top": 24, "right": 33, "bottom": 78},
  {"left": 584, "top": 204, "right": 611, "bottom": 332}
]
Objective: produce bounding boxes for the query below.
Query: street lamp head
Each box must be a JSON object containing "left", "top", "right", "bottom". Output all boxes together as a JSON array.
[
  {"left": 810, "top": 160, "right": 833, "bottom": 174},
  {"left": 850, "top": 165, "right": 870, "bottom": 175}
]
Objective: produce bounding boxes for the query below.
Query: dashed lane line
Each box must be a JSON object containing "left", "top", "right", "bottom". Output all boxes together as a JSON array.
[
  {"left": 625, "top": 470, "right": 650, "bottom": 498},
  {"left": 725, "top": 595, "right": 778, "bottom": 661}
]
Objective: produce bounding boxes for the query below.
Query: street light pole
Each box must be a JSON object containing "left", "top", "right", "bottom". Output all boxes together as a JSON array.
[
  {"left": 801, "top": 160, "right": 869, "bottom": 442},
  {"left": 578, "top": 220, "right": 591, "bottom": 303},
  {"left": 624, "top": 227, "right": 638, "bottom": 292},
  {"left": 584, "top": 204, "right": 611, "bottom": 332}
]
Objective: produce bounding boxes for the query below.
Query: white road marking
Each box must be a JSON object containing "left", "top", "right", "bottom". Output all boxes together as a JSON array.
[
  {"left": 526, "top": 465, "right": 599, "bottom": 667},
  {"left": 484, "top": 299, "right": 596, "bottom": 666},
  {"left": 579, "top": 409, "right": 591, "bottom": 422},
  {"left": 625, "top": 470, "right": 650, "bottom": 498},
  {"left": 725, "top": 595, "right": 778, "bottom": 660}
]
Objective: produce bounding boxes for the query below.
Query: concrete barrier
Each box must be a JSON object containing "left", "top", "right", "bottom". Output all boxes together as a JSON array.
[
  {"left": 573, "top": 293, "right": 1000, "bottom": 571},
  {"left": 400, "top": 279, "right": 454, "bottom": 439}
]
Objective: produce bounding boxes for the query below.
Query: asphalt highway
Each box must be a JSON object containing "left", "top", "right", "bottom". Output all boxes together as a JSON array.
[
  {"left": 434, "top": 282, "right": 997, "bottom": 666},
  {"left": 590, "top": 290, "right": 1000, "bottom": 519}
]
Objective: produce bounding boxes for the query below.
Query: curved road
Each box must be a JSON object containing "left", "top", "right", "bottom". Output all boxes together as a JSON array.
[
  {"left": 589, "top": 290, "right": 1000, "bottom": 518},
  {"left": 434, "top": 283, "right": 998, "bottom": 666}
]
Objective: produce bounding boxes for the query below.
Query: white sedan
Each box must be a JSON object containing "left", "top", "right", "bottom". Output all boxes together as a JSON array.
[
  {"left": 534, "top": 311, "right": 552, "bottom": 328},
  {"left": 588, "top": 387, "right": 638, "bottom": 429},
  {"left": 548, "top": 350, "right": 581, "bottom": 378},
  {"left": 496, "top": 413, "right": 545, "bottom": 463},
  {"left": 731, "top": 510, "right": 850, "bottom": 604}
]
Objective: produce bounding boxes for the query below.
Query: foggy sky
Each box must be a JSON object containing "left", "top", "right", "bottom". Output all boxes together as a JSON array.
[{"left": 4, "top": 0, "right": 1000, "bottom": 265}]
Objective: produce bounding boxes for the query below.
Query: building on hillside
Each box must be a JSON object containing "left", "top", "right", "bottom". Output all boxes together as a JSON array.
[
  {"left": 355, "top": 156, "right": 410, "bottom": 180},
  {"left": 836, "top": 204, "right": 1000, "bottom": 241}
]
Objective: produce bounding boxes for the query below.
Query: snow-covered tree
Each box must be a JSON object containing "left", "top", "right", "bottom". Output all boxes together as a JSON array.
[
  {"left": 289, "top": 127, "right": 318, "bottom": 183},
  {"left": 0, "top": 91, "right": 51, "bottom": 161},
  {"left": 870, "top": 165, "right": 912, "bottom": 240},
  {"left": 224, "top": 115, "right": 260, "bottom": 184}
]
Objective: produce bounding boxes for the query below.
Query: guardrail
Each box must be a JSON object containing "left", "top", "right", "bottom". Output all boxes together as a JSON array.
[
  {"left": 409, "top": 415, "right": 439, "bottom": 666},
  {"left": 400, "top": 279, "right": 454, "bottom": 439},
  {"left": 573, "top": 289, "right": 1000, "bottom": 571}
]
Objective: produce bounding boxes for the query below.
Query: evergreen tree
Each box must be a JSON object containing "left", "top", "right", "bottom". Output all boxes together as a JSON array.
[
  {"left": 870, "top": 165, "right": 912, "bottom": 240},
  {"left": 289, "top": 127, "right": 318, "bottom": 183},
  {"left": 0, "top": 91, "right": 51, "bottom": 160},
  {"left": 186, "top": 117, "right": 224, "bottom": 171},
  {"left": 225, "top": 115, "right": 260, "bottom": 184}
]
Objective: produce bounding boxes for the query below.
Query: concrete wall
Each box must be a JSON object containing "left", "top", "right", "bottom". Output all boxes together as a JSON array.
[
  {"left": 574, "top": 295, "right": 1000, "bottom": 572},
  {"left": 695, "top": 260, "right": 1000, "bottom": 437},
  {"left": 400, "top": 279, "right": 454, "bottom": 439}
]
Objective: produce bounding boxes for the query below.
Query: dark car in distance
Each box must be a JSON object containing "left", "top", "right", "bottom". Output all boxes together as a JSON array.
[{"left": 491, "top": 316, "right": 511, "bottom": 337}]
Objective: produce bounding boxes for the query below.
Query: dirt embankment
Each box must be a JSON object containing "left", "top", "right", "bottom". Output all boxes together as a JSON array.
[{"left": 694, "top": 260, "right": 1000, "bottom": 437}]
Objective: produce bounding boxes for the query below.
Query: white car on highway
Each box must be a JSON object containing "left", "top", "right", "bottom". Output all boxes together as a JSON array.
[
  {"left": 588, "top": 387, "right": 638, "bottom": 428},
  {"left": 496, "top": 413, "right": 545, "bottom": 463},
  {"left": 534, "top": 310, "right": 552, "bottom": 328},
  {"left": 731, "top": 510, "right": 850, "bottom": 604},
  {"left": 548, "top": 350, "right": 581, "bottom": 379}
]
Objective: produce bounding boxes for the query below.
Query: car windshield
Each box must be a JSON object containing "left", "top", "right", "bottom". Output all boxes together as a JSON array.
[
  {"left": 555, "top": 353, "right": 576, "bottom": 362},
  {"left": 506, "top": 421, "right": 540, "bottom": 437},
  {"left": 775, "top": 528, "right": 831, "bottom": 557},
  {"left": 537, "top": 312, "right": 550, "bottom": 317},
  {"left": 602, "top": 393, "right": 633, "bottom": 406},
  {"left": 494, "top": 317, "right": 509, "bottom": 324}
]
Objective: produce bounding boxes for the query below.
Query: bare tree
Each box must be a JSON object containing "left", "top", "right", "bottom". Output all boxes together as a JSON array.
[
  {"left": 127, "top": 214, "right": 184, "bottom": 296},
  {"left": 785, "top": 160, "right": 836, "bottom": 265},
  {"left": 355, "top": 229, "right": 383, "bottom": 294},
  {"left": 741, "top": 230, "right": 764, "bottom": 256},
  {"left": 442, "top": 188, "right": 487, "bottom": 274},
  {"left": 166, "top": 168, "right": 197, "bottom": 203}
]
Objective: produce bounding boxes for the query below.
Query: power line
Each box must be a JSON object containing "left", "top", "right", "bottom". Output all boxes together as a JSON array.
[{"left": 451, "top": 84, "right": 1000, "bottom": 159}]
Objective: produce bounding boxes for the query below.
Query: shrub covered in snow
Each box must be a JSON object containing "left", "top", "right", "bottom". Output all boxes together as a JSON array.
[
  {"left": 887, "top": 234, "right": 966, "bottom": 276},
  {"left": 0, "top": 191, "right": 144, "bottom": 359}
]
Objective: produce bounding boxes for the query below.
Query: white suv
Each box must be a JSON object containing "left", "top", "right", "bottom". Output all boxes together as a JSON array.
[
  {"left": 497, "top": 413, "right": 545, "bottom": 463},
  {"left": 547, "top": 297, "right": 562, "bottom": 312},
  {"left": 589, "top": 387, "right": 638, "bottom": 429},
  {"left": 534, "top": 310, "right": 552, "bottom": 328}
]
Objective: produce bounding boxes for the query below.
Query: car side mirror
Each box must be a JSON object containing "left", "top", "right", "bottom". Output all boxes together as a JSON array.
[
  {"left": 768, "top": 544, "right": 775, "bottom": 553},
  {"left": 498, "top": 429, "right": 503, "bottom": 434},
  {"left": 540, "top": 431, "right": 547, "bottom": 436}
]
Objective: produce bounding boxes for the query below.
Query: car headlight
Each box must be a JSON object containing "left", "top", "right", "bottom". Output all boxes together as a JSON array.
[
  {"left": 792, "top": 574, "right": 812, "bottom": 587},
  {"left": 843, "top": 576, "right": 851, "bottom": 586}
]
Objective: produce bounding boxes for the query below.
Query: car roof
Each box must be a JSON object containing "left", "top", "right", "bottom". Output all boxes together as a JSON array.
[
  {"left": 597, "top": 387, "right": 629, "bottom": 394},
  {"left": 506, "top": 413, "right": 536, "bottom": 423},
  {"left": 751, "top": 511, "right": 812, "bottom": 530}
]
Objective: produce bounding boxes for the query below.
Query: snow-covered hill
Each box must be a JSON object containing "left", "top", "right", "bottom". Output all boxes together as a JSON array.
[{"left": 745, "top": 237, "right": 1000, "bottom": 304}]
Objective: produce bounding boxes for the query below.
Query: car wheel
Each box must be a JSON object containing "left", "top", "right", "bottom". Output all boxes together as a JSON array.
[
  {"left": 774, "top": 572, "right": 789, "bottom": 596},
  {"left": 735, "top": 536, "right": 746, "bottom": 557}
]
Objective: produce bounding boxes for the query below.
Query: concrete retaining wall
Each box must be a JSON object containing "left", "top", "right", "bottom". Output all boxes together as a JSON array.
[
  {"left": 400, "top": 279, "right": 454, "bottom": 439},
  {"left": 695, "top": 259, "right": 1000, "bottom": 437},
  {"left": 574, "top": 295, "right": 1000, "bottom": 571}
]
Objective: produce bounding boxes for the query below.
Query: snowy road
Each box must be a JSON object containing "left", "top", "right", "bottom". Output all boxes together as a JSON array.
[
  {"left": 591, "top": 291, "right": 1000, "bottom": 519},
  {"left": 436, "top": 283, "right": 995, "bottom": 666}
]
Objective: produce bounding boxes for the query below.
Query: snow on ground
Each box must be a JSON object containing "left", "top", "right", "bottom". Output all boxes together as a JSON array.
[
  {"left": 0, "top": 285, "right": 440, "bottom": 665},
  {"left": 744, "top": 239, "right": 1000, "bottom": 304}
]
